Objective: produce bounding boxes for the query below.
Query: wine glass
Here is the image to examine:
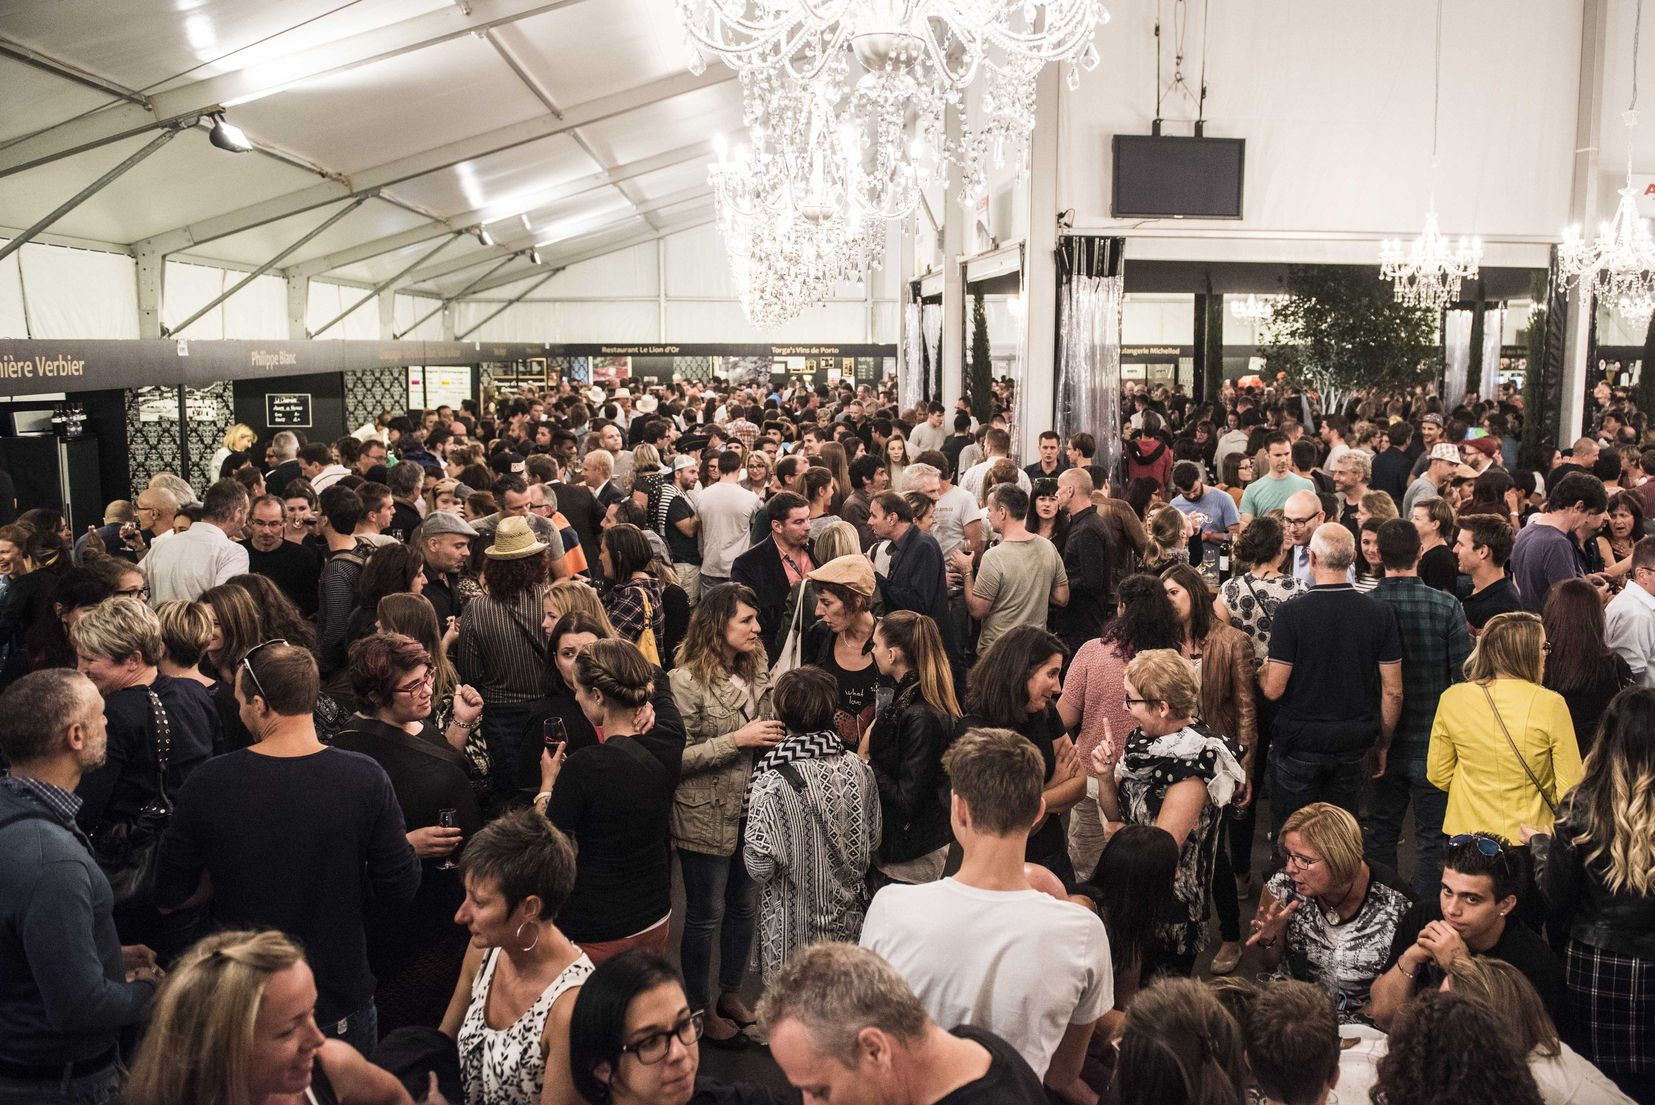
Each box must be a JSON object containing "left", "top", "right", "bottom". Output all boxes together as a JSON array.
[{"left": 436, "top": 808, "right": 459, "bottom": 871}]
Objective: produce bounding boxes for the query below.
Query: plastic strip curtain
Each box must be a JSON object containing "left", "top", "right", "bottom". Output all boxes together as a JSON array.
[
  {"left": 1057, "top": 236, "right": 1126, "bottom": 480},
  {"left": 921, "top": 303, "right": 943, "bottom": 403},
  {"left": 902, "top": 301, "right": 925, "bottom": 411},
  {"left": 1443, "top": 309, "right": 1472, "bottom": 409},
  {"left": 1481, "top": 306, "right": 1506, "bottom": 397}
]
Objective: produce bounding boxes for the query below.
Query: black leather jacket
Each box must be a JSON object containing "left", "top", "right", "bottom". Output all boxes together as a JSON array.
[
  {"left": 867, "top": 676, "right": 954, "bottom": 865},
  {"left": 1531, "top": 792, "right": 1655, "bottom": 959}
]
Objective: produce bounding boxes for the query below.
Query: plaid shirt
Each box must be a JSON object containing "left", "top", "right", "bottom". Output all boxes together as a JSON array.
[
  {"left": 1374, "top": 576, "right": 1472, "bottom": 746},
  {"left": 0, "top": 773, "right": 82, "bottom": 825},
  {"left": 724, "top": 418, "right": 761, "bottom": 450}
]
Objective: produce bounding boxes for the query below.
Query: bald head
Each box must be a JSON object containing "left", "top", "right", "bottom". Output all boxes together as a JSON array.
[
  {"left": 1283, "top": 490, "right": 1324, "bottom": 548},
  {"left": 1308, "top": 522, "right": 1355, "bottom": 575}
]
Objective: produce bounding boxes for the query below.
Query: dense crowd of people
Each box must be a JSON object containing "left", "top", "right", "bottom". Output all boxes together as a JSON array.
[{"left": 0, "top": 372, "right": 1650, "bottom": 1105}]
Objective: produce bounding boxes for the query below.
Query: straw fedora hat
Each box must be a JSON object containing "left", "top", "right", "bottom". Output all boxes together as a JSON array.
[{"left": 485, "top": 515, "right": 547, "bottom": 559}]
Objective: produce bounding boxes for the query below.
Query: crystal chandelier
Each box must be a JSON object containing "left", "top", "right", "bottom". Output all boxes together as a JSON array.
[
  {"left": 709, "top": 139, "right": 886, "bottom": 328},
  {"left": 1559, "top": 0, "right": 1655, "bottom": 327},
  {"left": 1228, "top": 293, "right": 1280, "bottom": 322},
  {"left": 679, "top": 0, "right": 1106, "bottom": 220},
  {"left": 1378, "top": 0, "right": 1480, "bottom": 309}
]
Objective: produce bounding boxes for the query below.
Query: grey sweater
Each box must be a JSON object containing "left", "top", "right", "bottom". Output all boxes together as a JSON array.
[{"left": 0, "top": 782, "right": 155, "bottom": 1065}]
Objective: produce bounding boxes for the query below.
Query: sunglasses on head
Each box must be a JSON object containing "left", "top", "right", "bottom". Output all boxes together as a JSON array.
[
  {"left": 1447, "top": 833, "right": 1506, "bottom": 858},
  {"left": 240, "top": 639, "right": 289, "bottom": 702}
]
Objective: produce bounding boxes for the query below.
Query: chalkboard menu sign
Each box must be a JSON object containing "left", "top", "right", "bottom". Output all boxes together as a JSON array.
[{"left": 266, "top": 393, "right": 312, "bottom": 428}]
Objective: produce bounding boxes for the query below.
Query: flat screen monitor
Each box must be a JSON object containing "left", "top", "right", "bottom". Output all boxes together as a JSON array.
[{"left": 1111, "top": 135, "right": 1245, "bottom": 219}]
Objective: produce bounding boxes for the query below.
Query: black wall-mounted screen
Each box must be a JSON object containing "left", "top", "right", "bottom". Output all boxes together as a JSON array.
[{"left": 1111, "top": 135, "right": 1245, "bottom": 219}]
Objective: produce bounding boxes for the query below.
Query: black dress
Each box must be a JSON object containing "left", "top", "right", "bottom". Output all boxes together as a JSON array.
[
  {"left": 1545, "top": 652, "right": 1635, "bottom": 757},
  {"left": 330, "top": 715, "right": 482, "bottom": 1035}
]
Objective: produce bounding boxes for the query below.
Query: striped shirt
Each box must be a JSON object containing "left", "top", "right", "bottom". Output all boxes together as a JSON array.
[{"left": 456, "top": 587, "right": 549, "bottom": 704}]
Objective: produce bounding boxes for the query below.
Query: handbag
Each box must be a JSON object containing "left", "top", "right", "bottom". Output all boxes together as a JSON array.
[
  {"left": 635, "top": 589, "right": 661, "bottom": 666},
  {"left": 92, "top": 687, "right": 173, "bottom": 908},
  {"left": 768, "top": 581, "right": 809, "bottom": 682},
  {"left": 1479, "top": 683, "right": 1559, "bottom": 819}
]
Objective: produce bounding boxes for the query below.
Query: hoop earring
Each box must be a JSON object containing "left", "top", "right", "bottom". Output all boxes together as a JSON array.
[{"left": 514, "top": 920, "right": 541, "bottom": 953}]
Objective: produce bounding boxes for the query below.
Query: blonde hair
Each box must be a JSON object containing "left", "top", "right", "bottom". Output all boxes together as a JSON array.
[
  {"left": 812, "top": 519, "right": 861, "bottom": 565},
  {"left": 68, "top": 596, "right": 162, "bottom": 666},
  {"left": 222, "top": 423, "right": 256, "bottom": 451},
  {"left": 632, "top": 443, "right": 661, "bottom": 472},
  {"left": 1361, "top": 490, "right": 1398, "bottom": 522},
  {"left": 1143, "top": 504, "right": 1188, "bottom": 566},
  {"left": 156, "top": 600, "right": 214, "bottom": 667},
  {"left": 1278, "top": 802, "right": 1365, "bottom": 887},
  {"left": 545, "top": 579, "right": 617, "bottom": 637},
  {"left": 1445, "top": 955, "right": 1559, "bottom": 1058},
  {"left": 1464, "top": 611, "right": 1544, "bottom": 684},
  {"left": 1124, "top": 648, "right": 1199, "bottom": 718},
  {"left": 126, "top": 931, "right": 305, "bottom": 1105}
]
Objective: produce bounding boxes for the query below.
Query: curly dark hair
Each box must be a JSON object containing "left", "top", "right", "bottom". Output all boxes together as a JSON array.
[
  {"left": 481, "top": 549, "right": 550, "bottom": 603},
  {"left": 1098, "top": 573, "right": 1181, "bottom": 661},
  {"left": 1372, "top": 990, "right": 1544, "bottom": 1105}
]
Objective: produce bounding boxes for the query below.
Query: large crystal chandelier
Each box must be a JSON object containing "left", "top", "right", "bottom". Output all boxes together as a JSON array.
[
  {"left": 1559, "top": 0, "right": 1655, "bottom": 327},
  {"left": 679, "top": 0, "right": 1106, "bottom": 219},
  {"left": 1378, "top": 0, "right": 1480, "bottom": 309}
]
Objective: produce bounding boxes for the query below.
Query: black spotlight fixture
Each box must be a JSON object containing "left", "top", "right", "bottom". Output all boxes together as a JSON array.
[{"left": 207, "top": 113, "right": 253, "bottom": 153}]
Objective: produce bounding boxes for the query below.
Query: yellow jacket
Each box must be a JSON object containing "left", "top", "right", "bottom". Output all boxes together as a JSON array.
[{"left": 1428, "top": 678, "right": 1583, "bottom": 841}]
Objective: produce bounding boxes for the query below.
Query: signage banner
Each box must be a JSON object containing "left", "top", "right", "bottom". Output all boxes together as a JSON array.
[{"left": 0, "top": 339, "right": 898, "bottom": 398}]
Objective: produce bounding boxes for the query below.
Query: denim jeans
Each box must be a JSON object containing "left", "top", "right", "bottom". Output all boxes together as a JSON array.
[
  {"left": 1362, "top": 743, "right": 1447, "bottom": 899},
  {"left": 677, "top": 846, "right": 757, "bottom": 1011},
  {"left": 319, "top": 998, "right": 379, "bottom": 1057},
  {"left": 0, "top": 1063, "right": 120, "bottom": 1105},
  {"left": 1270, "top": 746, "right": 1366, "bottom": 839},
  {"left": 481, "top": 701, "right": 535, "bottom": 809}
]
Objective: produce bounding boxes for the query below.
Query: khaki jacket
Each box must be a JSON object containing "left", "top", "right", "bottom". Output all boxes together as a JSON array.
[{"left": 668, "top": 665, "right": 774, "bottom": 856}]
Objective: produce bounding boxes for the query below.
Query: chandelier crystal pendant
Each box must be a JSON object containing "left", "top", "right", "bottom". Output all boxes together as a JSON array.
[
  {"left": 1559, "top": 0, "right": 1655, "bottom": 327},
  {"left": 1379, "top": 0, "right": 1480, "bottom": 309}
]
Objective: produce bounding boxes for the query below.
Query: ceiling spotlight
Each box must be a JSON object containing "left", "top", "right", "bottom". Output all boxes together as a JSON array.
[
  {"left": 478, "top": 226, "right": 494, "bottom": 246},
  {"left": 530, "top": 248, "right": 542, "bottom": 265},
  {"left": 207, "top": 113, "right": 253, "bottom": 153}
]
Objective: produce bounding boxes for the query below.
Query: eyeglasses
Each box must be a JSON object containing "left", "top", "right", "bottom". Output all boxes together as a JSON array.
[
  {"left": 240, "top": 639, "right": 288, "bottom": 702},
  {"left": 1123, "top": 695, "right": 1151, "bottom": 708},
  {"left": 116, "top": 586, "right": 149, "bottom": 600},
  {"left": 1447, "top": 833, "right": 1506, "bottom": 857},
  {"left": 1283, "top": 514, "right": 1319, "bottom": 527},
  {"left": 394, "top": 671, "right": 436, "bottom": 696},
  {"left": 619, "top": 1012, "right": 705, "bottom": 1064},
  {"left": 1283, "top": 851, "right": 1322, "bottom": 870}
]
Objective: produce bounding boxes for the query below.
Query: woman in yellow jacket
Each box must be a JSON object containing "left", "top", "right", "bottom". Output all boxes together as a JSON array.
[{"left": 1428, "top": 611, "right": 1583, "bottom": 842}]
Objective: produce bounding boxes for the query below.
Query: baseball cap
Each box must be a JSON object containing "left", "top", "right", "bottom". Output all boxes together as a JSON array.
[
  {"left": 489, "top": 451, "right": 526, "bottom": 476},
  {"left": 673, "top": 455, "right": 698, "bottom": 472}
]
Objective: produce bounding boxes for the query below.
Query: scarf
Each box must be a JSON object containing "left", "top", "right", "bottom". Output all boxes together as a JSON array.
[
  {"left": 1114, "top": 721, "right": 1245, "bottom": 809},
  {"left": 743, "top": 729, "right": 845, "bottom": 816}
]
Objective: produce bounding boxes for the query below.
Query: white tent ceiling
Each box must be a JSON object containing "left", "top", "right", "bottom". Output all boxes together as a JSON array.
[{"left": 0, "top": 0, "right": 737, "bottom": 301}]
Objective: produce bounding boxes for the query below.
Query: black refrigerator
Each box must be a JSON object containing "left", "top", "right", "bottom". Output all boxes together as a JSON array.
[{"left": 0, "top": 435, "right": 103, "bottom": 533}]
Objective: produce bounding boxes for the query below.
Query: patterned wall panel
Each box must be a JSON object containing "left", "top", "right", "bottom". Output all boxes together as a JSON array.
[
  {"left": 345, "top": 365, "right": 408, "bottom": 429},
  {"left": 126, "top": 387, "right": 180, "bottom": 496},
  {"left": 676, "top": 355, "right": 716, "bottom": 379},
  {"left": 185, "top": 382, "right": 234, "bottom": 484}
]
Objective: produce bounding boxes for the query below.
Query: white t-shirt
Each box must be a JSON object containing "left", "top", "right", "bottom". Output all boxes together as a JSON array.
[
  {"left": 931, "top": 485, "right": 984, "bottom": 558},
  {"left": 860, "top": 878, "right": 1113, "bottom": 1078},
  {"left": 696, "top": 480, "right": 760, "bottom": 578},
  {"left": 959, "top": 458, "right": 1032, "bottom": 503}
]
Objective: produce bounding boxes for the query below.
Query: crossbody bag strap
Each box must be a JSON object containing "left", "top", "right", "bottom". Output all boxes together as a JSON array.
[
  {"left": 146, "top": 686, "right": 174, "bottom": 810},
  {"left": 1240, "top": 573, "right": 1273, "bottom": 633},
  {"left": 774, "top": 760, "right": 857, "bottom": 879},
  {"left": 1478, "top": 683, "right": 1558, "bottom": 818}
]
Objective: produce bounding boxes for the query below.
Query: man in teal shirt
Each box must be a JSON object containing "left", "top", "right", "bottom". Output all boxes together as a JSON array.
[{"left": 1240, "top": 431, "right": 1317, "bottom": 521}]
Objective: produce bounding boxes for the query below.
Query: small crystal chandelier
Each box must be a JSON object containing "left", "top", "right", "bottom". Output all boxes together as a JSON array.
[
  {"left": 1559, "top": 0, "right": 1655, "bottom": 327},
  {"left": 1228, "top": 293, "right": 1280, "bottom": 322},
  {"left": 1379, "top": 0, "right": 1480, "bottom": 309}
]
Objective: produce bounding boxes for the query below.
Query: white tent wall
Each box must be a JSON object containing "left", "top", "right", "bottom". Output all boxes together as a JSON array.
[
  {"left": 18, "top": 244, "right": 139, "bottom": 339},
  {"left": 392, "top": 293, "right": 445, "bottom": 341},
  {"left": 1058, "top": 1, "right": 1583, "bottom": 251},
  {"left": 0, "top": 251, "right": 27, "bottom": 338},
  {"left": 305, "top": 280, "right": 379, "bottom": 341}
]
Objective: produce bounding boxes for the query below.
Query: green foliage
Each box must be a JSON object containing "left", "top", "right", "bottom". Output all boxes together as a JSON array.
[
  {"left": 1261, "top": 266, "right": 1440, "bottom": 400},
  {"left": 969, "top": 292, "right": 993, "bottom": 424}
]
